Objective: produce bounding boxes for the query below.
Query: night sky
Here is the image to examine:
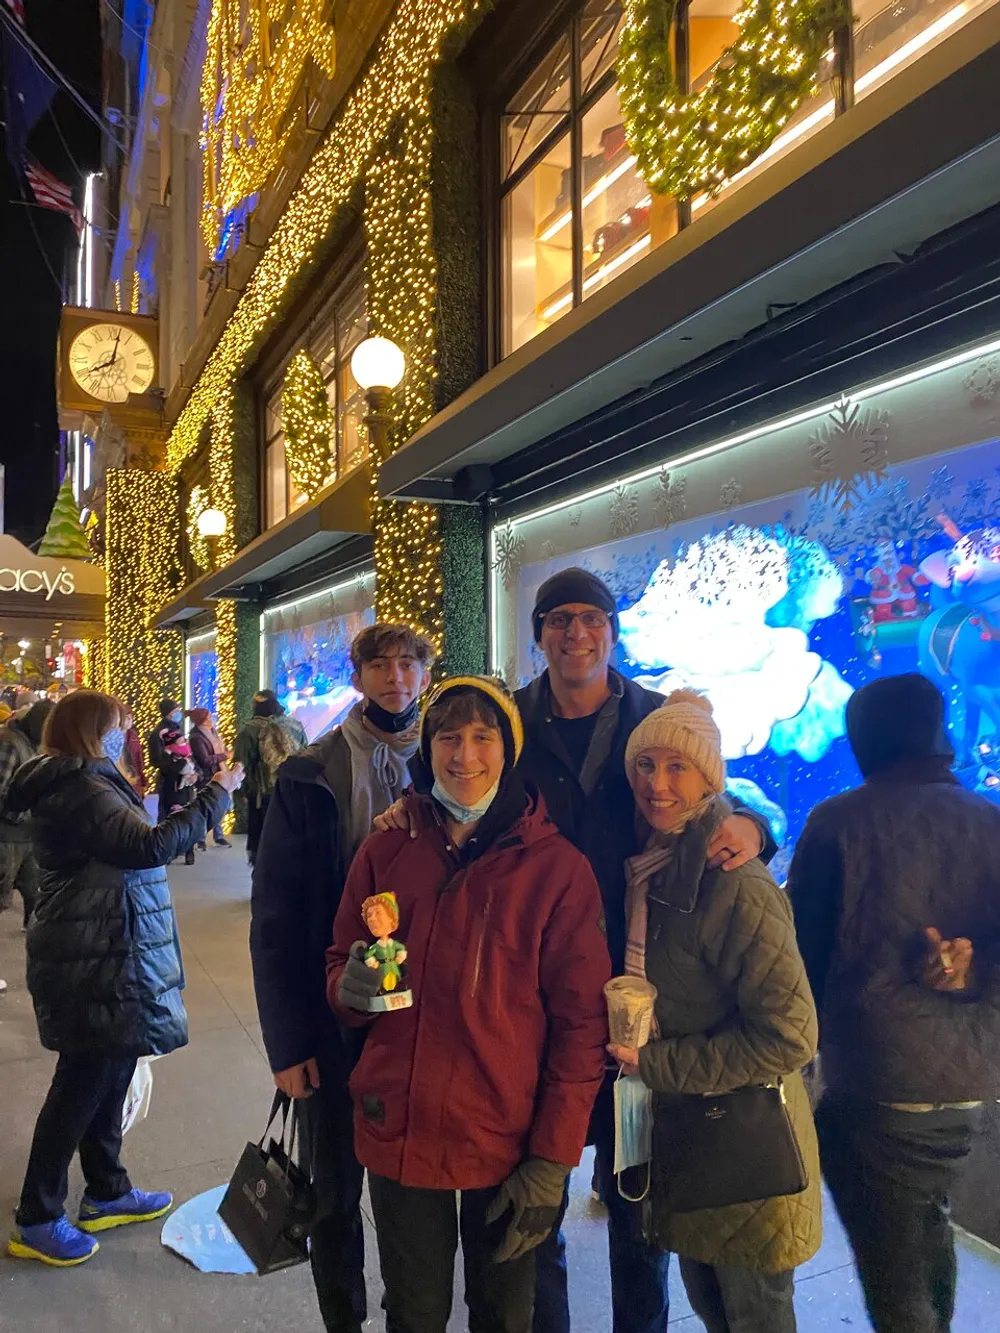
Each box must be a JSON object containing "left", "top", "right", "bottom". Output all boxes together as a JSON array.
[{"left": 0, "top": 0, "right": 101, "bottom": 547}]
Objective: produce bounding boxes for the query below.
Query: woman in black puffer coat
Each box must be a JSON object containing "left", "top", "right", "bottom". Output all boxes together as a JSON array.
[{"left": 5, "top": 690, "right": 243, "bottom": 1268}]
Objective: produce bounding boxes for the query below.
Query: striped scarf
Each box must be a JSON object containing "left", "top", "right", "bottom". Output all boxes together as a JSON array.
[{"left": 624, "top": 796, "right": 717, "bottom": 981}]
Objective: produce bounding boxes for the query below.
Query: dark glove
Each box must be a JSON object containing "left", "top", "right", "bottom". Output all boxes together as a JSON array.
[
  {"left": 337, "top": 941, "right": 382, "bottom": 1013},
  {"left": 485, "top": 1157, "right": 569, "bottom": 1263}
]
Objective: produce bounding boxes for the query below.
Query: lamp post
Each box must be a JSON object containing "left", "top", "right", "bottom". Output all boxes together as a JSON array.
[
  {"left": 350, "top": 334, "right": 406, "bottom": 463},
  {"left": 197, "top": 506, "right": 228, "bottom": 571}
]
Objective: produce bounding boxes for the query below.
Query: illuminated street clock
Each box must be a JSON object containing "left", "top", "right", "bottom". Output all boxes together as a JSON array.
[{"left": 68, "top": 322, "right": 156, "bottom": 404}]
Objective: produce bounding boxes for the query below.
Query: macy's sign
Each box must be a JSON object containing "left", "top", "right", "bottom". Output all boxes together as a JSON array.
[{"left": 0, "top": 567, "right": 76, "bottom": 600}]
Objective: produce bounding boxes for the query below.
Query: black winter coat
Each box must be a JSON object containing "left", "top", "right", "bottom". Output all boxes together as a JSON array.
[
  {"left": 9, "top": 754, "right": 230, "bottom": 1057},
  {"left": 250, "top": 729, "right": 425, "bottom": 1080},
  {"left": 515, "top": 671, "right": 775, "bottom": 975},
  {"left": 788, "top": 757, "right": 1000, "bottom": 1103}
]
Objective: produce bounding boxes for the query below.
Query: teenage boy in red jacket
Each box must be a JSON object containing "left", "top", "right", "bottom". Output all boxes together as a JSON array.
[{"left": 328, "top": 677, "right": 610, "bottom": 1333}]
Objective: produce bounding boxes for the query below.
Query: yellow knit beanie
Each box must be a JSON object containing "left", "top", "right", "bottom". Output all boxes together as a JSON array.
[{"left": 625, "top": 689, "right": 726, "bottom": 794}]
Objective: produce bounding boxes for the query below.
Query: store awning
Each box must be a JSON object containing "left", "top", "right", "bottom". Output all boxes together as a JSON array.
[
  {"left": 0, "top": 535, "right": 105, "bottom": 637},
  {"left": 378, "top": 13, "right": 1000, "bottom": 502},
  {"left": 153, "top": 464, "right": 371, "bottom": 627}
]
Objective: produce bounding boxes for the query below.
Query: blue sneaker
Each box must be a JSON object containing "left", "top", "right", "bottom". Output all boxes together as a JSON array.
[
  {"left": 8, "top": 1216, "right": 99, "bottom": 1266},
  {"left": 78, "top": 1187, "right": 173, "bottom": 1233}
]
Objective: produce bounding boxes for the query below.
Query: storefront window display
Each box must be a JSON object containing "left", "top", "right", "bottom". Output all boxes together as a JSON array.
[
  {"left": 491, "top": 337, "right": 1000, "bottom": 874},
  {"left": 259, "top": 572, "right": 375, "bottom": 741},
  {"left": 186, "top": 630, "right": 219, "bottom": 715}
]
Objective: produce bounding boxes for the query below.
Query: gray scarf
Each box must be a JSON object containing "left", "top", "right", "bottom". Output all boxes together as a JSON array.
[{"left": 339, "top": 702, "right": 419, "bottom": 857}]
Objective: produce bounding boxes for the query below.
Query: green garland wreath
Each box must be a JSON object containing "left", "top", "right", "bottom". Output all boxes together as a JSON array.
[
  {"left": 618, "top": 0, "right": 851, "bottom": 200},
  {"left": 283, "top": 350, "right": 335, "bottom": 501}
]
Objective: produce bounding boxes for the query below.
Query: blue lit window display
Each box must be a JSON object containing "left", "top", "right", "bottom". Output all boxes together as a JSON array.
[
  {"left": 491, "top": 341, "right": 1000, "bottom": 873},
  {"left": 186, "top": 632, "right": 219, "bottom": 715},
  {"left": 260, "top": 573, "right": 376, "bottom": 742}
]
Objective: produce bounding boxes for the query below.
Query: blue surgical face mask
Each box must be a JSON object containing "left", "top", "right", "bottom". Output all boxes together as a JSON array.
[
  {"left": 103, "top": 728, "right": 126, "bottom": 764},
  {"left": 432, "top": 776, "right": 501, "bottom": 825},
  {"left": 613, "top": 1070, "right": 653, "bottom": 1201}
]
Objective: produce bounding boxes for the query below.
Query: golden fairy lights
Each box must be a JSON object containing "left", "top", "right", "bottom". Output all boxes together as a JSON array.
[
  {"left": 130, "top": 269, "right": 140, "bottom": 314},
  {"left": 201, "top": 0, "right": 337, "bottom": 254},
  {"left": 105, "top": 469, "right": 183, "bottom": 745},
  {"left": 282, "top": 351, "right": 335, "bottom": 500},
  {"left": 618, "top": 0, "right": 850, "bottom": 199},
  {"left": 186, "top": 483, "right": 211, "bottom": 571}
]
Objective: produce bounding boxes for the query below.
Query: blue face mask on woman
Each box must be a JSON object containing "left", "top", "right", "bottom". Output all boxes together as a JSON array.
[{"left": 102, "top": 728, "right": 126, "bottom": 764}]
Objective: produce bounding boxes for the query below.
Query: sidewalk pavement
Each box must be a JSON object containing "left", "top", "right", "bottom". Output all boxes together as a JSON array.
[{"left": 1, "top": 837, "right": 997, "bottom": 1332}]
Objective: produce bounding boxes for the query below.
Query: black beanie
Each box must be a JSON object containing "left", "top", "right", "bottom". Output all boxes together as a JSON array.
[
  {"left": 158, "top": 698, "right": 180, "bottom": 718},
  {"left": 532, "top": 567, "right": 619, "bottom": 643},
  {"left": 846, "top": 673, "right": 954, "bottom": 778}
]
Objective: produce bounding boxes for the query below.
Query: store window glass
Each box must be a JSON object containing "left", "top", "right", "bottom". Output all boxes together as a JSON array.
[
  {"left": 852, "top": 0, "right": 993, "bottom": 103},
  {"left": 185, "top": 631, "right": 219, "bottom": 715},
  {"left": 503, "top": 133, "right": 573, "bottom": 351},
  {"left": 260, "top": 572, "right": 375, "bottom": 741}
]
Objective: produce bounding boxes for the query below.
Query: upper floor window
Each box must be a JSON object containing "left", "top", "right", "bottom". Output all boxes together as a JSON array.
[
  {"left": 263, "top": 268, "right": 368, "bottom": 530},
  {"left": 499, "top": 0, "right": 996, "bottom": 358}
]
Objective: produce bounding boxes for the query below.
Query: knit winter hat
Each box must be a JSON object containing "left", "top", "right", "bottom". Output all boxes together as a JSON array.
[
  {"left": 420, "top": 675, "right": 524, "bottom": 769},
  {"left": 158, "top": 698, "right": 181, "bottom": 718},
  {"left": 625, "top": 689, "right": 726, "bottom": 794},
  {"left": 532, "top": 567, "right": 619, "bottom": 643},
  {"left": 187, "top": 707, "right": 211, "bottom": 727},
  {"left": 846, "top": 672, "right": 953, "bottom": 778}
]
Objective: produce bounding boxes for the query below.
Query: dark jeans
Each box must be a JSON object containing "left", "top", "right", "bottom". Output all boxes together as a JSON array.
[
  {"left": 534, "top": 1073, "right": 670, "bottom": 1333},
  {"left": 297, "top": 1081, "right": 368, "bottom": 1333},
  {"left": 679, "top": 1260, "right": 795, "bottom": 1333},
  {"left": 0, "top": 839, "right": 39, "bottom": 926},
  {"left": 17, "top": 1053, "right": 136, "bottom": 1227},
  {"left": 369, "top": 1173, "right": 537, "bottom": 1333},
  {"left": 816, "top": 1094, "right": 980, "bottom": 1333}
]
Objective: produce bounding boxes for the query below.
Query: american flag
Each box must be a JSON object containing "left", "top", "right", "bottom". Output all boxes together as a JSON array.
[
  {"left": 4, "top": 0, "right": 26, "bottom": 24},
  {"left": 25, "top": 157, "right": 83, "bottom": 234}
]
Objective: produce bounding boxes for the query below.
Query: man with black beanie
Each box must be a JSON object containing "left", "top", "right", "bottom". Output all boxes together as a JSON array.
[{"left": 788, "top": 672, "right": 1000, "bottom": 1333}]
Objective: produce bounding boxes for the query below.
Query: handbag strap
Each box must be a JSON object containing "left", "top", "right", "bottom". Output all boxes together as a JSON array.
[{"left": 259, "top": 1090, "right": 291, "bottom": 1150}]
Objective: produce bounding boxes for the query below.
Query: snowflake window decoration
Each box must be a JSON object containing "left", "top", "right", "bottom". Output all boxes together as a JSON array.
[
  {"left": 569, "top": 507, "right": 584, "bottom": 528},
  {"left": 493, "top": 522, "right": 525, "bottom": 591},
  {"left": 610, "top": 483, "right": 640, "bottom": 538},
  {"left": 809, "top": 396, "right": 890, "bottom": 516},
  {"left": 719, "top": 478, "right": 744, "bottom": 510},
  {"left": 963, "top": 357, "right": 1000, "bottom": 405},
  {"left": 654, "top": 468, "right": 687, "bottom": 527}
]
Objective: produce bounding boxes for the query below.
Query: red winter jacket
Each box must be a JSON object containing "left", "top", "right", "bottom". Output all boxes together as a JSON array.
[{"left": 326, "top": 789, "right": 610, "bottom": 1191}]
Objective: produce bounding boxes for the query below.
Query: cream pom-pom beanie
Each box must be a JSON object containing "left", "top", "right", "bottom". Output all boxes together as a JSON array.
[{"left": 625, "top": 689, "right": 726, "bottom": 794}]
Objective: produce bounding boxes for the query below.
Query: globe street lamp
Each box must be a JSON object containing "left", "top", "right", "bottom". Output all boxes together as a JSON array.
[
  {"left": 350, "top": 334, "right": 406, "bottom": 463},
  {"left": 197, "top": 506, "right": 228, "bottom": 570}
]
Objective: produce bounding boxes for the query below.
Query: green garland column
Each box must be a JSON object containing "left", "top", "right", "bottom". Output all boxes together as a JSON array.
[{"left": 430, "top": 60, "right": 488, "bottom": 676}]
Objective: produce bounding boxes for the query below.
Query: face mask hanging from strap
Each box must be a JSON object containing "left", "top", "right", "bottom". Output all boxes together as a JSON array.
[{"left": 613, "top": 1067, "right": 653, "bottom": 1202}]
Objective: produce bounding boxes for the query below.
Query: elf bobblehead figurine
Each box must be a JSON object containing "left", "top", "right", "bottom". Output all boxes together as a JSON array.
[{"left": 360, "top": 892, "right": 413, "bottom": 1011}]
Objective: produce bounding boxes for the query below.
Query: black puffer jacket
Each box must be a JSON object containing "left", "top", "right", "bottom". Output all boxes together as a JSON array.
[{"left": 9, "top": 754, "right": 230, "bottom": 1057}]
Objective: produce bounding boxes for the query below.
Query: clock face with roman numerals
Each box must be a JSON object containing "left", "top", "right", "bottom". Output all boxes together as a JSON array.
[{"left": 68, "top": 322, "right": 155, "bottom": 403}]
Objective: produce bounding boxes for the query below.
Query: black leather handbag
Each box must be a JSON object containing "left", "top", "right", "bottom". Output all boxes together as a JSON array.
[{"left": 651, "top": 1080, "right": 807, "bottom": 1213}]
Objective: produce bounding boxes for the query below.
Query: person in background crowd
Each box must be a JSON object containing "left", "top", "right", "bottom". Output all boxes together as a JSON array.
[
  {"left": 329, "top": 676, "right": 610, "bottom": 1333},
  {"left": 0, "top": 702, "right": 13, "bottom": 725},
  {"left": 609, "top": 691, "right": 820, "bottom": 1333},
  {"left": 122, "top": 705, "right": 147, "bottom": 798},
  {"left": 234, "top": 689, "right": 307, "bottom": 866},
  {"left": 0, "top": 700, "right": 56, "bottom": 930},
  {"left": 187, "top": 708, "right": 232, "bottom": 849},
  {"left": 149, "top": 700, "right": 199, "bottom": 866},
  {"left": 788, "top": 673, "right": 1000, "bottom": 1333},
  {"left": 251, "top": 623, "right": 435, "bottom": 1333},
  {"left": 5, "top": 690, "right": 242, "bottom": 1267},
  {"left": 378, "top": 567, "right": 774, "bottom": 1333}
]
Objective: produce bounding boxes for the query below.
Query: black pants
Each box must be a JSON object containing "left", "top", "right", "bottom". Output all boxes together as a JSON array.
[
  {"left": 369, "top": 1174, "right": 537, "bottom": 1333},
  {"left": 246, "top": 796, "right": 269, "bottom": 866},
  {"left": 16, "top": 1053, "right": 136, "bottom": 1227},
  {"left": 0, "top": 840, "right": 39, "bottom": 926},
  {"left": 679, "top": 1259, "right": 795, "bottom": 1333},
  {"left": 816, "top": 1094, "right": 980, "bottom": 1333},
  {"left": 297, "top": 1081, "right": 368, "bottom": 1333}
]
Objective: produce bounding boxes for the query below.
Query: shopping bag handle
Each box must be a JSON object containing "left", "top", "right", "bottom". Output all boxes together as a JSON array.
[{"left": 259, "top": 1090, "right": 304, "bottom": 1169}]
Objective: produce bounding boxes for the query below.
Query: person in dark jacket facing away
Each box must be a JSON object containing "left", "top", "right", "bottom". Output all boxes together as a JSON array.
[
  {"left": 234, "top": 689, "right": 307, "bottom": 865},
  {"left": 148, "top": 698, "right": 199, "bottom": 864},
  {"left": 251, "top": 622, "right": 435, "bottom": 1333},
  {"left": 0, "top": 699, "right": 55, "bottom": 929},
  {"left": 5, "top": 689, "right": 242, "bottom": 1268},
  {"left": 378, "top": 567, "right": 775, "bottom": 1333},
  {"left": 187, "top": 707, "right": 232, "bottom": 848},
  {"left": 788, "top": 672, "right": 1000, "bottom": 1333},
  {"left": 329, "top": 676, "right": 610, "bottom": 1333}
]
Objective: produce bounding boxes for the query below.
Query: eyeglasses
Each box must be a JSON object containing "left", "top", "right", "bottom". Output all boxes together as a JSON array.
[{"left": 542, "top": 609, "right": 611, "bottom": 631}]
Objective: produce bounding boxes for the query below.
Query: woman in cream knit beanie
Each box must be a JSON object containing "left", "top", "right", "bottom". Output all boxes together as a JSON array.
[{"left": 625, "top": 689, "right": 725, "bottom": 831}]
